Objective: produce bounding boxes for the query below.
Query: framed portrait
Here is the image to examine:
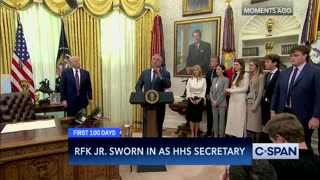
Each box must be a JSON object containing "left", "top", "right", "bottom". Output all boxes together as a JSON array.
[
  {"left": 174, "top": 17, "right": 221, "bottom": 77},
  {"left": 183, "top": 0, "right": 213, "bottom": 16},
  {"left": 50, "top": 93, "right": 61, "bottom": 105}
]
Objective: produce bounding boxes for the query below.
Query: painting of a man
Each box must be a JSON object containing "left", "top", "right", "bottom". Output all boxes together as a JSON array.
[
  {"left": 186, "top": 29, "right": 211, "bottom": 74},
  {"left": 174, "top": 17, "right": 220, "bottom": 77}
]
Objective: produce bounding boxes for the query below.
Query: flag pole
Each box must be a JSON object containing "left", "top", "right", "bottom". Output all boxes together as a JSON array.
[
  {"left": 155, "top": 8, "right": 160, "bottom": 16},
  {"left": 11, "top": 6, "right": 35, "bottom": 99},
  {"left": 14, "top": 2, "right": 21, "bottom": 11}
]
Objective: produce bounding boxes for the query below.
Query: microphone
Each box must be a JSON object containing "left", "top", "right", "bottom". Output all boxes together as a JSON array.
[
  {"left": 74, "top": 108, "right": 87, "bottom": 124},
  {"left": 90, "top": 106, "right": 102, "bottom": 120},
  {"left": 181, "top": 79, "right": 188, "bottom": 100}
]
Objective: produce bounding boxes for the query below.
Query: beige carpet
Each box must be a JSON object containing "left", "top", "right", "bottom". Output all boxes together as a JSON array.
[
  {"left": 120, "top": 165, "right": 225, "bottom": 180},
  {"left": 131, "top": 128, "right": 180, "bottom": 138},
  {"left": 120, "top": 128, "right": 225, "bottom": 179}
]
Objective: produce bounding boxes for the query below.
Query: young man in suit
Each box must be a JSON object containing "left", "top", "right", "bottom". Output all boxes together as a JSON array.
[
  {"left": 271, "top": 45, "right": 320, "bottom": 148},
  {"left": 263, "top": 113, "right": 320, "bottom": 180},
  {"left": 60, "top": 56, "right": 93, "bottom": 116},
  {"left": 204, "top": 56, "right": 218, "bottom": 137},
  {"left": 135, "top": 54, "right": 171, "bottom": 137},
  {"left": 260, "top": 54, "right": 280, "bottom": 143}
]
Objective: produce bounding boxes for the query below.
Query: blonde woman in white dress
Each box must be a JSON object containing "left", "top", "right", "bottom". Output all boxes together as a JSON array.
[
  {"left": 225, "top": 59, "right": 249, "bottom": 137},
  {"left": 186, "top": 65, "right": 207, "bottom": 137},
  {"left": 247, "top": 59, "right": 265, "bottom": 142}
]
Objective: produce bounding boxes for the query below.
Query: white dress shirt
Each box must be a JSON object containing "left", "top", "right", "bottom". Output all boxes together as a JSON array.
[
  {"left": 186, "top": 77, "right": 207, "bottom": 98},
  {"left": 269, "top": 68, "right": 278, "bottom": 81}
]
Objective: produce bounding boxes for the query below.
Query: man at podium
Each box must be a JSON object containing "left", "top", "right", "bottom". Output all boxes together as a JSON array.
[{"left": 135, "top": 54, "right": 171, "bottom": 137}]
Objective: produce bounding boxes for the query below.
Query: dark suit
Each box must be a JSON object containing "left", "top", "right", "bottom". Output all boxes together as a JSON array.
[
  {"left": 135, "top": 68, "right": 171, "bottom": 137},
  {"left": 269, "top": 149, "right": 320, "bottom": 180},
  {"left": 205, "top": 69, "right": 217, "bottom": 135},
  {"left": 186, "top": 40, "right": 211, "bottom": 74},
  {"left": 271, "top": 63, "right": 320, "bottom": 148},
  {"left": 260, "top": 69, "right": 280, "bottom": 143},
  {"left": 261, "top": 69, "right": 280, "bottom": 125},
  {"left": 60, "top": 68, "right": 92, "bottom": 116}
]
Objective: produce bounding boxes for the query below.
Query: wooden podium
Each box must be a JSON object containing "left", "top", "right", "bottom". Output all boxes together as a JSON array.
[{"left": 130, "top": 91, "right": 174, "bottom": 173}]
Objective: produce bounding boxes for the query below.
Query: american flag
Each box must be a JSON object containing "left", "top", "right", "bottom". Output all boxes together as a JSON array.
[{"left": 10, "top": 15, "right": 35, "bottom": 99}]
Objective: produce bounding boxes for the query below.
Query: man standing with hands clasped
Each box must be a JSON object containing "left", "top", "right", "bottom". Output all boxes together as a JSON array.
[
  {"left": 135, "top": 54, "right": 171, "bottom": 137},
  {"left": 60, "top": 56, "right": 93, "bottom": 117},
  {"left": 204, "top": 56, "right": 218, "bottom": 137},
  {"left": 271, "top": 45, "right": 320, "bottom": 149}
]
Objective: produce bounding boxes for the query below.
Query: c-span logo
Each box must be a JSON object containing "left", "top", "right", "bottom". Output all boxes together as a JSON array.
[{"left": 253, "top": 143, "right": 299, "bottom": 159}]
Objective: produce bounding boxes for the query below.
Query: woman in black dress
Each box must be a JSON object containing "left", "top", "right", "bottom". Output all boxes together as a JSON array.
[{"left": 186, "top": 65, "right": 207, "bottom": 137}]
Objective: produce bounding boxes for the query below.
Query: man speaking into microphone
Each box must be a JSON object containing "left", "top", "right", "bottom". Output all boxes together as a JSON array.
[{"left": 135, "top": 54, "right": 171, "bottom": 137}]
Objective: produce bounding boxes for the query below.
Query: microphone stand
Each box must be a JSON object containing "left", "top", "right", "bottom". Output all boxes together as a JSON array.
[{"left": 180, "top": 79, "right": 188, "bottom": 103}]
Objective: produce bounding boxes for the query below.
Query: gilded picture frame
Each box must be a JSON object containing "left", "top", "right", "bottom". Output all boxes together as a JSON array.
[
  {"left": 251, "top": 0, "right": 269, "bottom": 4},
  {"left": 174, "top": 17, "right": 221, "bottom": 77},
  {"left": 183, "top": 0, "right": 213, "bottom": 16}
]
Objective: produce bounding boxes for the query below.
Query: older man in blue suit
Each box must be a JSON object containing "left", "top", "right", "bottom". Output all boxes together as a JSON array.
[
  {"left": 60, "top": 56, "right": 93, "bottom": 116},
  {"left": 135, "top": 54, "right": 171, "bottom": 137},
  {"left": 271, "top": 45, "right": 320, "bottom": 148}
]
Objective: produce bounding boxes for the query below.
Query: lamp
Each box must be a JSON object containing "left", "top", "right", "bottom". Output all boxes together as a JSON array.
[{"left": 74, "top": 108, "right": 87, "bottom": 124}]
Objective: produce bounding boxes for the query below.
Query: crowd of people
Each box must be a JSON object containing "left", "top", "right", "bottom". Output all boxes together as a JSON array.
[
  {"left": 219, "top": 113, "right": 320, "bottom": 180},
  {"left": 185, "top": 45, "right": 320, "bottom": 148},
  {"left": 60, "top": 44, "right": 320, "bottom": 179}
]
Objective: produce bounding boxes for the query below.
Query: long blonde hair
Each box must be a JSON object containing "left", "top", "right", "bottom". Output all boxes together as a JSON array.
[
  {"left": 249, "top": 59, "right": 263, "bottom": 88},
  {"left": 191, "top": 65, "right": 203, "bottom": 78}
]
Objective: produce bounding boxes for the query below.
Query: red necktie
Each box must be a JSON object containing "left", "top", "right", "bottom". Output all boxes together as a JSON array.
[{"left": 75, "top": 69, "right": 80, "bottom": 96}]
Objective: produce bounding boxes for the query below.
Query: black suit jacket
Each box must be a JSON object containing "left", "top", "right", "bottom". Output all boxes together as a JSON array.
[
  {"left": 135, "top": 68, "right": 171, "bottom": 93},
  {"left": 261, "top": 69, "right": 280, "bottom": 125},
  {"left": 60, "top": 68, "right": 92, "bottom": 115},
  {"left": 269, "top": 149, "right": 320, "bottom": 180},
  {"left": 205, "top": 69, "right": 217, "bottom": 96},
  {"left": 186, "top": 40, "right": 211, "bottom": 73},
  {"left": 263, "top": 69, "right": 280, "bottom": 103}
]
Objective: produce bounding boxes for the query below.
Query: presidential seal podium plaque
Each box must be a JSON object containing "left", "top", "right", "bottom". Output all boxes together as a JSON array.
[
  {"left": 145, "top": 90, "right": 160, "bottom": 104},
  {"left": 129, "top": 91, "right": 174, "bottom": 173}
]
